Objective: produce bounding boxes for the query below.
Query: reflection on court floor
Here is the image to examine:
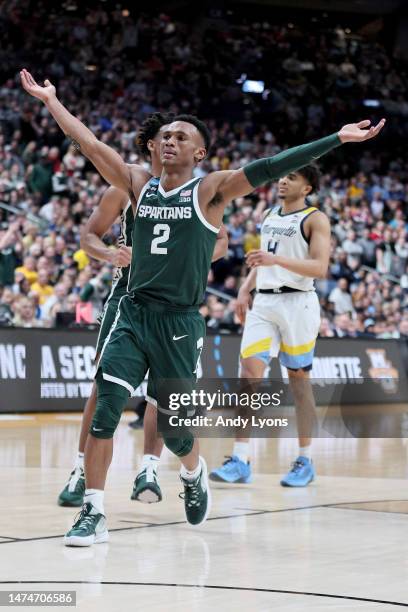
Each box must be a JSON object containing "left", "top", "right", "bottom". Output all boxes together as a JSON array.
[{"left": 0, "top": 412, "right": 407, "bottom": 611}]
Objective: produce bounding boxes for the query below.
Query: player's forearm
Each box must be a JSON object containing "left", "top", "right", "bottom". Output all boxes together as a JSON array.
[
  {"left": 241, "top": 268, "right": 257, "bottom": 292},
  {"left": 45, "top": 97, "right": 129, "bottom": 191},
  {"left": 243, "top": 133, "right": 341, "bottom": 188},
  {"left": 46, "top": 96, "right": 97, "bottom": 155},
  {"left": 274, "top": 256, "right": 327, "bottom": 279},
  {"left": 80, "top": 232, "right": 113, "bottom": 264},
  {"left": 212, "top": 235, "right": 228, "bottom": 261}
]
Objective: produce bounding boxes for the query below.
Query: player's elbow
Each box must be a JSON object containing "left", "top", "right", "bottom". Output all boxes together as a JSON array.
[
  {"left": 315, "top": 263, "right": 328, "bottom": 279},
  {"left": 81, "top": 136, "right": 99, "bottom": 159},
  {"left": 79, "top": 227, "right": 91, "bottom": 253}
]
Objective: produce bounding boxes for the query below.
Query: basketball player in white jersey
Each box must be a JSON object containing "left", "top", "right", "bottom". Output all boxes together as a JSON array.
[{"left": 210, "top": 165, "right": 330, "bottom": 486}]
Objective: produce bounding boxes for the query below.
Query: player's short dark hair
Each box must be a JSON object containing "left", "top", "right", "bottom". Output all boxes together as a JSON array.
[
  {"left": 136, "top": 112, "right": 174, "bottom": 157},
  {"left": 297, "top": 164, "right": 321, "bottom": 194},
  {"left": 173, "top": 114, "right": 211, "bottom": 152}
]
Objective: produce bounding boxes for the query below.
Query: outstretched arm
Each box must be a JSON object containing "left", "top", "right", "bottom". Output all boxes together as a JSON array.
[
  {"left": 80, "top": 186, "right": 132, "bottom": 267},
  {"left": 199, "top": 119, "right": 386, "bottom": 224},
  {"left": 20, "top": 70, "right": 141, "bottom": 193}
]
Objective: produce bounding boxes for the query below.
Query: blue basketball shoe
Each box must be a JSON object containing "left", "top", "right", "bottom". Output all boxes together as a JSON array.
[
  {"left": 209, "top": 456, "right": 252, "bottom": 483},
  {"left": 280, "top": 456, "right": 315, "bottom": 487}
]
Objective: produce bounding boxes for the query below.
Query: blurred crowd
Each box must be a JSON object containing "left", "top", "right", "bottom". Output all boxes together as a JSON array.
[{"left": 0, "top": 3, "right": 408, "bottom": 339}]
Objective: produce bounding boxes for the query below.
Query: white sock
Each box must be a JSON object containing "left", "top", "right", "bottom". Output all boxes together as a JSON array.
[
  {"left": 180, "top": 458, "right": 202, "bottom": 481},
  {"left": 84, "top": 489, "right": 105, "bottom": 515},
  {"left": 140, "top": 454, "right": 160, "bottom": 473},
  {"left": 75, "top": 452, "right": 84, "bottom": 470},
  {"left": 233, "top": 441, "right": 250, "bottom": 464},
  {"left": 299, "top": 445, "right": 312, "bottom": 460}
]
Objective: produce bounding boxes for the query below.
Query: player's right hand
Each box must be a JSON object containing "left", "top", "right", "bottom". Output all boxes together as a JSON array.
[
  {"left": 109, "top": 246, "right": 132, "bottom": 267},
  {"left": 235, "top": 288, "right": 252, "bottom": 324},
  {"left": 20, "top": 69, "right": 56, "bottom": 103}
]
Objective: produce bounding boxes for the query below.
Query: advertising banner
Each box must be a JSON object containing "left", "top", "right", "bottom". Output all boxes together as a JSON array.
[{"left": 0, "top": 329, "right": 407, "bottom": 413}]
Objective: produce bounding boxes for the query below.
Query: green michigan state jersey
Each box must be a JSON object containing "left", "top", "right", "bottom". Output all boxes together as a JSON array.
[
  {"left": 128, "top": 176, "right": 218, "bottom": 307},
  {"left": 112, "top": 200, "right": 134, "bottom": 292}
]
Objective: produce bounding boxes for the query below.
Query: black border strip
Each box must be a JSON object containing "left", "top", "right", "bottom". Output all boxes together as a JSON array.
[{"left": 0, "top": 581, "right": 406, "bottom": 607}]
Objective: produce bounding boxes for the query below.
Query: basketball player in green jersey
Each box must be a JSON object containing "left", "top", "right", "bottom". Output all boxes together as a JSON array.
[
  {"left": 57, "top": 113, "right": 229, "bottom": 508},
  {"left": 21, "top": 68, "right": 385, "bottom": 545}
]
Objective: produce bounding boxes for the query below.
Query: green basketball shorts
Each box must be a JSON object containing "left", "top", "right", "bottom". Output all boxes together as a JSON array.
[{"left": 98, "top": 294, "right": 206, "bottom": 402}]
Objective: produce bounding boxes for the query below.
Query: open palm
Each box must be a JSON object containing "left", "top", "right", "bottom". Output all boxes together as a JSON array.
[
  {"left": 20, "top": 69, "right": 56, "bottom": 103},
  {"left": 338, "top": 119, "right": 385, "bottom": 143}
]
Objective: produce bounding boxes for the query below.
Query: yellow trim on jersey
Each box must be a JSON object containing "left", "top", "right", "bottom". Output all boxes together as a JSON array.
[
  {"left": 241, "top": 337, "right": 272, "bottom": 358},
  {"left": 279, "top": 339, "right": 316, "bottom": 355},
  {"left": 299, "top": 206, "right": 318, "bottom": 216}
]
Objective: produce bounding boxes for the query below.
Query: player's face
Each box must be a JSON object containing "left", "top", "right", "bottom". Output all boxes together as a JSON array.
[
  {"left": 278, "top": 173, "right": 312, "bottom": 201},
  {"left": 160, "top": 121, "right": 206, "bottom": 168},
  {"left": 148, "top": 125, "right": 168, "bottom": 174}
]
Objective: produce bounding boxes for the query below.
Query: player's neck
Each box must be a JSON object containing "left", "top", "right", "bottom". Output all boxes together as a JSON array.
[
  {"left": 160, "top": 168, "right": 194, "bottom": 192},
  {"left": 280, "top": 197, "right": 307, "bottom": 215},
  {"left": 151, "top": 161, "right": 162, "bottom": 178}
]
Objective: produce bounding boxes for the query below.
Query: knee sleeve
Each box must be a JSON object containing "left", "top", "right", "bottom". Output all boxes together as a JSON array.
[
  {"left": 91, "top": 370, "right": 129, "bottom": 439},
  {"left": 164, "top": 432, "right": 194, "bottom": 457}
]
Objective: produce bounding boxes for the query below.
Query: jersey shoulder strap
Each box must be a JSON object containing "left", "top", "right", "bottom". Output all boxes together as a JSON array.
[
  {"left": 300, "top": 207, "right": 319, "bottom": 243},
  {"left": 261, "top": 205, "right": 279, "bottom": 225}
]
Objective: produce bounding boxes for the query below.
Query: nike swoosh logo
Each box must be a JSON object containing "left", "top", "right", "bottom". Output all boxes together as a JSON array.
[
  {"left": 92, "top": 427, "right": 104, "bottom": 432},
  {"left": 146, "top": 193, "right": 156, "bottom": 198},
  {"left": 173, "top": 334, "right": 188, "bottom": 341}
]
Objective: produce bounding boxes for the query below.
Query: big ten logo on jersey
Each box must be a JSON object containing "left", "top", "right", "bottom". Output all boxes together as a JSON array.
[{"left": 179, "top": 188, "right": 192, "bottom": 203}]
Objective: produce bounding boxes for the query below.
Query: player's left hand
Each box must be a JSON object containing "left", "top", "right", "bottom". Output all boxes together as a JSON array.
[
  {"left": 338, "top": 118, "right": 385, "bottom": 143},
  {"left": 246, "top": 250, "right": 277, "bottom": 268}
]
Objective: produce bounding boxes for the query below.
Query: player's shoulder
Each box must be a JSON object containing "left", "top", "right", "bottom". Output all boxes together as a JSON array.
[
  {"left": 303, "top": 207, "right": 330, "bottom": 231},
  {"left": 101, "top": 185, "right": 129, "bottom": 211},
  {"left": 128, "top": 164, "right": 153, "bottom": 194}
]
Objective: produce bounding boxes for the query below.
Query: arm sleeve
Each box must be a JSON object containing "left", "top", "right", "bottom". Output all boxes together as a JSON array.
[{"left": 243, "top": 133, "right": 341, "bottom": 188}]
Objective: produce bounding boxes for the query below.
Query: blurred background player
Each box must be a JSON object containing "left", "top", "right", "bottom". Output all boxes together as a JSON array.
[
  {"left": 57, "top": 113, "right": 169, "bottom": 506},
  {"left": 210, "top": 165, "right": 331, "bottom": 487}
]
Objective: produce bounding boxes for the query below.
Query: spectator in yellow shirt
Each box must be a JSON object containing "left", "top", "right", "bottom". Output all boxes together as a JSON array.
[
  {"left": 243, "top": 220, "right": 260, "bottom": 253},
  {"left": 31, "top": 269, "right": 54, "bottom": 305},
  {"left": 15, "top": 255, "right": 38, "bottom": 285}
]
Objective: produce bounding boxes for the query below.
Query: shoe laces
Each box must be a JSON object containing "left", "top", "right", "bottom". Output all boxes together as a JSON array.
[
  {"left": 179, "top": 478, "right": 201, "bottom": 508},
  {"left": 73, "top": 503, "right": 97, "bottom": 528},
  {"left": 289, "top": 460, "right": 305, "bottom": 474},
  {"left": 221, "top": 456, "right": 239, "bottom": 472}
]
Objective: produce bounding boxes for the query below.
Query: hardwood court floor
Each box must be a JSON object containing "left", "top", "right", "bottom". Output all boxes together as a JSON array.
[{"left": 0, "top": 412, "right": 408, "bottom": 611}]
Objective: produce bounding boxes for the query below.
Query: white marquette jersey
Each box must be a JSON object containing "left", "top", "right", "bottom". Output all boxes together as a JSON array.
[{"left": 257, "top": 205, "right": 318, "bottom": 291}]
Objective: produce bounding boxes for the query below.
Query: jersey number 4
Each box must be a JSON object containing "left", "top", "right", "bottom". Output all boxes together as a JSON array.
[
  {"left": 151, "top": 223, "right": 170, "bottom": 254},
  {"left": 267, "top": 240, "right": 279, "bottom": 254}
]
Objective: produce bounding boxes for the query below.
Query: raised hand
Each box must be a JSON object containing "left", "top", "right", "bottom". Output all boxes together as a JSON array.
[
  {"left": 338, "top": 119, "right": 386, "bottom": 143},
  {"left": 20, "top": 69, "right": 56, "bottom": 104}
]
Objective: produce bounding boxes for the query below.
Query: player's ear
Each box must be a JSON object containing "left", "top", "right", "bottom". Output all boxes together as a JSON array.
[
  {"left": 304, "top": 183, "right": 313, "bottom": 196},
  {"left": 194, "top": 147, "right": 206, "bottom": 164},
  {"left": 147, "top": 139, "right": 155, "bottom": 153}
]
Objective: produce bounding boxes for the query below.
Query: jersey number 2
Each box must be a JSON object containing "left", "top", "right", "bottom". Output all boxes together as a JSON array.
[{"left": 151, "top": 224, "right": 170, "bottom": 254}]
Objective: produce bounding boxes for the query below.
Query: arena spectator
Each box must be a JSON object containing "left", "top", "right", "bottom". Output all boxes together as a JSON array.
[{"left": 329, "top": 278, "right": 354, "bottom": 315}]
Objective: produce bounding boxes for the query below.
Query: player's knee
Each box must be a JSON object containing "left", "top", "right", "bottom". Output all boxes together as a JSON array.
[
  {"left": 240, "top": 355, "right": 268, "bottom": 378},
  {"left": 164, "top": 433, "right": 194, "bottom": 457},
  {"left": 91, "top": 371, "right": 129, "bottom": 439}
]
